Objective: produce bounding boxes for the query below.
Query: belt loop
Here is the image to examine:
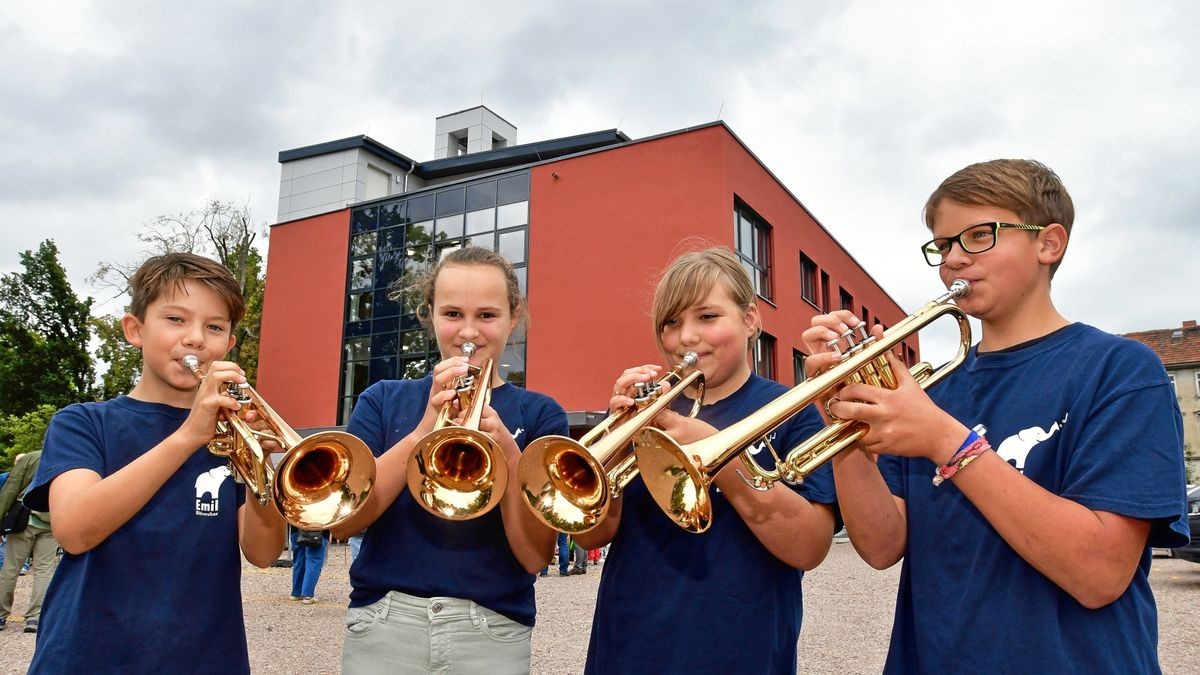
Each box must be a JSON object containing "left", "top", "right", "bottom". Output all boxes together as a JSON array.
[
  {"left": 377, "top": 592, "right": 393, "bottom": 623},
  {"left": 468, "top": 601, "right": 482, "bottom": 628}
]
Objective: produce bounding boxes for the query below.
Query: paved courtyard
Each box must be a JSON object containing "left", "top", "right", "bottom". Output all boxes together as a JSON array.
[{"left": 2, "top": 542, "right": 1197, "bottom": 673}]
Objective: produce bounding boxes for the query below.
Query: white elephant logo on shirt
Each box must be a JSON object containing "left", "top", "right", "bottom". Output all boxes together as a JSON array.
[
  {"left": 194, "top": 465, "right": 232, "bottom": 516},
  {"left": 995, "top": 415, "right": 1066, "bottom": 473}
]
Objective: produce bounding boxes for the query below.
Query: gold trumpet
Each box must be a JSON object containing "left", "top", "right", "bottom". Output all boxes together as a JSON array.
[
  {"left": 406, "top": 342, "right": 508, "bottom": 520},
  {"left": 182, "top": 355, "right": 376, "bottom": 530},
  {"left": 634, "top": 280, "right": 973, "bottom": 533},
  {"left": 517, "top": 352, "right": 705, "bottom": 533}
]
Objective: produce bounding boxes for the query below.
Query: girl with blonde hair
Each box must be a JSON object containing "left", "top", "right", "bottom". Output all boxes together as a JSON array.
[{"left": 577, "top": 246, "right": 838, "bottom": 674}]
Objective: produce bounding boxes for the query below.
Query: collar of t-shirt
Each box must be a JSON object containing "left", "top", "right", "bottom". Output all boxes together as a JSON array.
[{"left": 979, "top": 323, "right": 1076, "bottom": 355}]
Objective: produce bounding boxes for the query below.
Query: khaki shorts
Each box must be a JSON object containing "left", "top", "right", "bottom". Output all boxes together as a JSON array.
[{"left": 342, "top": 591, "right": 532, "bottom": 674}]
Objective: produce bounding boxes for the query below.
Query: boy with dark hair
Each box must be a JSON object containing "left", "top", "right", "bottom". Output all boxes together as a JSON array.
[
  {"left": 23, "top": 252, "right": 285, "bottom": 673},
  {"left": 805, "top": 159, "right": 1187, "bottom": 673}
]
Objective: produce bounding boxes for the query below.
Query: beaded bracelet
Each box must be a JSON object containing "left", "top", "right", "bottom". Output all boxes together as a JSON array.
[{"left": 932, "top": 427, "right": 990, "bottom": 487}]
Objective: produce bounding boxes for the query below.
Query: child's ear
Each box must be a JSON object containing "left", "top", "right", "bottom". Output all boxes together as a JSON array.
[
  {"left": 1038, "top": 223, "right": 1069, "bottom": 265},
  {"left": 742, "top": 303, "right": 761, "bottom": 337},
  {"left": 121, "top": 313, "right": 144, "bottom": 349}
]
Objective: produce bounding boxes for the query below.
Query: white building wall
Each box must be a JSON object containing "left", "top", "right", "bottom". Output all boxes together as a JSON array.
[
  {"left": 434, "top": 106, "right": 516, "bottom": 159},
  {"left": 277, "top": 148, "right": 416, "bottom": 223}
]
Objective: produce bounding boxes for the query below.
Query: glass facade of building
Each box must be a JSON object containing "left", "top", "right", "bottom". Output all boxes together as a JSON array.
[{"left": 339, "top": 170, "right": 531, "bottom": 423}]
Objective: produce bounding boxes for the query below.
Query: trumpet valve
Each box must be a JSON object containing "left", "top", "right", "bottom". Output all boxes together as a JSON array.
[{"left": 633, "top": 380, "right": 657, "bottom": 403}]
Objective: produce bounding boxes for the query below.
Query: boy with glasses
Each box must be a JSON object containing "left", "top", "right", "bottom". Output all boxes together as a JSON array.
[{"left": 804, "top": 159, "right": 1187, "bottom": 673}]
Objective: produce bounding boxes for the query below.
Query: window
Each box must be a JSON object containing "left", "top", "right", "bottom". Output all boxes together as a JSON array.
[
  {"left": 820, "top": 271, "right": 830, "bottom": 312},
  {"left": 793, "top": 349, "right": 807, "bottom": 385},
  {"left": 840, "top": 287, "right": 853, "bottom": 311},
  {"left": 734, "top": 201, "right": 772, "bottom": 300},
  {"left": 799, "top": 253, "right": 818, "bottom": 305},
  {"left": 861, "top": 306, "right": 870, "bottom": 326},
  {"left": 1167, "top": 373, "right": 1175, "bottom": 392},
  {"left": 1194, "top": 371, "right": 1199, "bottom": 396},
  {"left": 339, "top": 171, "right": 531, "bottom": 423},
  {"left": 754, "top": 332, "right": 776, "bottom": 380}
]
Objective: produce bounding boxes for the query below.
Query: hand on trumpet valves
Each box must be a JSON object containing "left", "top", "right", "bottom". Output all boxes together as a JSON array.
[
  {"left": 824, "top": 349, "right": 967, "bottom": 464},
  {"left": 476, "top": 405, "right": 520, "bottom": 462},
  {"left": 412, "top": 355, "right": 473, "bottom": 437},
  {"left": 178, "top": 359, "right": 248, "bottom": 447},
  {"left": 802, "top": 313, "right": 894, "bottom": 427},
  {"left": 608, "top": 364, "right": 664, "bottom": 413}
]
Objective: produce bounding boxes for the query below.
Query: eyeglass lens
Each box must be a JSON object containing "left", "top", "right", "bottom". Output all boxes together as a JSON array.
[{"left": 923, "top": 223, "right": 997, "bottom": 265}]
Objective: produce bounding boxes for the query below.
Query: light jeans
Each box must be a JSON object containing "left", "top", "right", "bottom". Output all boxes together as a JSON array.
[
  {"left": 0, "top": 525, "right": 58, "bottom": 620},
  {"left": 342, "top": 591, "right": 532, "bottom": 674}
]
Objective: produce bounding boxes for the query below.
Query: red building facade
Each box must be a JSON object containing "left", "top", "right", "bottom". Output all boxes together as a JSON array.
[{"left": 258, "top": 122, "right": 914, "bottom": 428}]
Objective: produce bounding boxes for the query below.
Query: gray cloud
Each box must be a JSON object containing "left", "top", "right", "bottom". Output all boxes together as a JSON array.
[{"left": 1, "top": 0, "right": 1197, "bottom": 342}]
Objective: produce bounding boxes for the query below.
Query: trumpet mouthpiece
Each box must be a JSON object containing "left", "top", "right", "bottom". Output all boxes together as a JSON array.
[
  {"left": 462, "top": 342, "right": 476, "bottom": 357},
  {"left": 949, "top": 279, "right": 971, "bottom": 298},
  {"left": 681, "top": 352, "right": 699, "bottom": 367},
  {"left": 182, "top": 354, "right": 201, "bottom": 371}
]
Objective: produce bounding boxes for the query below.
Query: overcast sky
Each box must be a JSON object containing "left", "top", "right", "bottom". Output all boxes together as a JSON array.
[{"left": 2, "top": 1, "right": 1197, "bottom": 363}]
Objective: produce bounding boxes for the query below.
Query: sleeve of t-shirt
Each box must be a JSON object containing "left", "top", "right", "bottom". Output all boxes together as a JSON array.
[
  {"left": 24, "top": 403, "right": 106, "bottom": 512},
  {"left": 345, "top": 383, "right": 389, "bottom": 458},
  {"left": 1059, "top": 367, "right": 1187, "bottom": 548},
  {"left": 878, "top": 454, "right": 908, "bottom": 501},
  {"left": 776, "top": 405, "right": 838, "bottom": 507},
  {"left": 527, "top": 393, "right": 569, "bottom": 442}
]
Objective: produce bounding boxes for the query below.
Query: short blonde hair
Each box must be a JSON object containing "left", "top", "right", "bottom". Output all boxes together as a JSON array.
[
  {"left": 923, "top": 159, "right": 1074, "bottom": 278},
  {"left": 651, "top": 247, "right": 759, "bottom": 357}
]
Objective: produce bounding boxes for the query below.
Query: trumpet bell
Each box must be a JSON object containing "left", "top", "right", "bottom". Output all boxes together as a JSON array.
[
  {"left": 633, "top": 427, "right": 712, "bottom": 533},
  {"left": 518, "top": 436, "right": 611, "bottom": 533},
  {"left": 273, "top": 431, "right": 376, "bottom": 530},
  {"left": 408, "top": 427, "right": 508, "bottom": 520}
]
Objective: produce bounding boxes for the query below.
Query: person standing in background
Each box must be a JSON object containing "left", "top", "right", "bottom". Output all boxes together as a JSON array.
[
  {"left": 289, "top": 526, "right": 328, "bottom": 605},
  {"left": 0, "top": 451, "right": 59, "bottom": 633}
]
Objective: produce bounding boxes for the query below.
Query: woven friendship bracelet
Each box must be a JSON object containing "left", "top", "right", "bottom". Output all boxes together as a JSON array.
[{"left": 932, "top": 430, "right": 991, "bottom": 486}]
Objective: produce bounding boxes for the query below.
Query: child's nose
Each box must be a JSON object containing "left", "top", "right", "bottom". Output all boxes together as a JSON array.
[
  {"left": 182, "top": 324, "right": 206, "bottom": 347},
  {"left": 942, "top": 239, "right": 974, "bottom": 267},
  {"left": 679, "top": 320, "right": 701, "bottom": 345}
]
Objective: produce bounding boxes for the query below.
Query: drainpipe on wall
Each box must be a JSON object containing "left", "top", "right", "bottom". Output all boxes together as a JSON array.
[{"left": 403, "top": 163, "right": 417, "bottom": 192}]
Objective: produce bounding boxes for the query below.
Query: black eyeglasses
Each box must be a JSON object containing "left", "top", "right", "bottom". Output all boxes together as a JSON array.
[{"left": 920, "top": 222, "right": 1046, "bottom": 266}]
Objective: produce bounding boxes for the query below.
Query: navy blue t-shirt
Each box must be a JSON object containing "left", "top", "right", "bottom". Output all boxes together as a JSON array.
[
  {"left": 585, "top": 374, "right": 835, "bottom": 674},
  {"left": 345, "top": 376, "right": 568, "bottom": 626},
  {"left": 24, "top": 396, "right": 250, "bottom": 674},
  {"left": 879, "top": 323, "right": 1188, "bottom": 674}
]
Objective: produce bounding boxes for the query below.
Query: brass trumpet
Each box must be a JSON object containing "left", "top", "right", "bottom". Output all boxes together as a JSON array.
[
  {"left": 634, "top": 280, "right": 972, "bottom": 533},
  {"left": 517, "top": 352, "right": 705, "bottom": 533},
  {"left": 406, "top": 342, "right": 508, "bottom": 520},
  {"left": 182, "top": 355, "right": 376, "bottom": 530}
]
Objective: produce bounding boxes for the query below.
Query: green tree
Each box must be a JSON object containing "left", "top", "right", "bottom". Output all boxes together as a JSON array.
[
  {"left": 0, "top": 405, "right": 57, "bottom": 472},
  {"left": 92, "top": 314, "right": 142, "bottom": 400},
  {"left": 0, "top": 240, "right": 94, "bottom": 417},
  {"left": 232, "top": 246, "right": 264, "bottom": 385},
  {"left": 90, "top": 199, "right": 268, "bottom": 386}
]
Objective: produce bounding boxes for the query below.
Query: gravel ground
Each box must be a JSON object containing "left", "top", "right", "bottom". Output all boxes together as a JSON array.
[{"left": 2, "top": 543, "right": 1198, "bottom": 673}]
